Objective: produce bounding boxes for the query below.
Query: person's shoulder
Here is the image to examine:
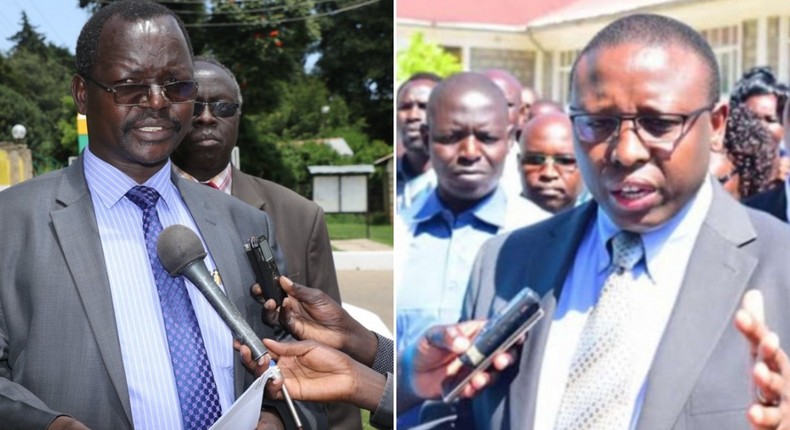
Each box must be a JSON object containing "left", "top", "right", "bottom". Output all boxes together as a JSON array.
[
  {"left": 181, "top": 176, "right": 264, "bottom": 218},
  {"left": 743, "top": 184, "right": 784, "bottom": 209},
  {"left": 484, "top": 202, "right": 590, "bottom": 253},
  {"left": 235, "top": 170, "right": 322, "bottom": 215},
  {"left": 0, "top": 167, "right": 68, "bottom": 207},
  {"left": 744, "top": 202, "right": 790, "bottom": 240}
]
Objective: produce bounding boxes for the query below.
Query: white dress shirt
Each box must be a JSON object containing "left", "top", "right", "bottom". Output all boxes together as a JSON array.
[{"left": 84, "top": 148, "right": 234, "bottom": 430}]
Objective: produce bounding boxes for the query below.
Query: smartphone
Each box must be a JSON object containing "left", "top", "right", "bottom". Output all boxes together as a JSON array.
[
  {"left": 244, "top": 235, "right": 286, "bottom": 307},
  {"left": 441, "top": 287, "right": 544, "bottom": 403}
]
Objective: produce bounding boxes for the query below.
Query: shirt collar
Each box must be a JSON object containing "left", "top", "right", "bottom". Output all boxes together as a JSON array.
[
  {"left": 173, "top": 162, "right": 233, "bottom": 194},
  {"left": 83, "top": 146, "right": 178, "bottom": 210},
  {"left": 594, "top": 176, "right": 713, "bottom": 281},
  {"left": 408, "top": 185, "right": 508, "bottom": 228}
]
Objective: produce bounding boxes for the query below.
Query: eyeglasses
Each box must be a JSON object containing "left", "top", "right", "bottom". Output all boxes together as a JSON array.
[
  {"left": 83, "top": 76, "right": 198, "bottom": 106},
  {"left": 194, "top": 101, "right": 241, "bottom": 118},
  {"left": 521, "top": 153, "right": 577, "bottom": 171},
  {"left": 569, "top": 105, "right": 715, "bottom": 150}
]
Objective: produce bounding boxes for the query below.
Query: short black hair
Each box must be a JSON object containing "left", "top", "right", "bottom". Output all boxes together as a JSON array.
[
  {"left": 730, "top": 66, "right": 789, "bottom": 120},
  {"left": 194, "top": 55, "right": 243, "bottom": 107},
  {"left": 397, "top": 72, "right": 442, "bottom": 100},
  {"left": 76, "top": 0, "right": 193, "bottom": 78},
  {"left": 724, "top": 105, "right": 777, "bottom": 198},
  {"left": 570, "top": 14, "right": 720, "bottom": 105}
]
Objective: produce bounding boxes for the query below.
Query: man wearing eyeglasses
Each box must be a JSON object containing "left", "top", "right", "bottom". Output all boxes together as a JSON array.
[
  {"left": 519, "top": 112, "right": 584, "bottom": 214},
  {"left": 402, "top": 13, "right": 790, "bottom": 430},
  {"left": 171, "top": 57, "right": 358, "bottom": 430},
  {"left": 0, "top": 1, "right": 325, "bottom": 429}
]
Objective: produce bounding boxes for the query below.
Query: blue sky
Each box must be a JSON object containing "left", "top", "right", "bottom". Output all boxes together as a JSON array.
[{"left": 0, "top": 1, "right": 89, "bottom": 54}]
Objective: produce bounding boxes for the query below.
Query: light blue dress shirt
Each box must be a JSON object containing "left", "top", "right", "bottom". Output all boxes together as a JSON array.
[
  {"left": 83, "top": 148, "right": 234, "bottom": 430},
  {"left": 533, "top": 177, "right": 713, "bottom": 430},
  {"left": 396, "top": 186, "right": 549, "bottom": 352}
]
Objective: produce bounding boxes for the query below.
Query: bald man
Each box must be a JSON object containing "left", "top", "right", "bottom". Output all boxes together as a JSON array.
[
  {"left": 396, "top": 71, "right": 549, "bottom": 426},
  {"left": 527, "top": 99, "right": 565, "bottom": 121},
  {"left": 519, "top": 113, "right": 584, "bottom": 213}
]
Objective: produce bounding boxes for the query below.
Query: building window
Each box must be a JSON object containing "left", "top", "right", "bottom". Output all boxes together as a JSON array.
[
  {"left": 469, "top": 48, "right": 537, "bottom": 88},
  {"left": 554, "top": 49, "right": 578, "bottom": 104},
  {"left": 701, "top": 25, "right": 740, "bottom": 96}
]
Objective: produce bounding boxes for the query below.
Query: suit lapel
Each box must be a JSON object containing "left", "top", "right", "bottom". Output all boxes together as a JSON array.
[
  {"left": 176, "top": 177, "right": 251, "bottom": 397},
  {"left": 507, "top": 203, "right": 597, "bottom": 429},
  {"left": 230, "top": 167, "right": 267, "bottom": 211},
  {"left": 636, "top": 186, "right": 757, "bottom": 430},
  {"left": 50, "top": 158, "right": 133, "bottom": 425}
]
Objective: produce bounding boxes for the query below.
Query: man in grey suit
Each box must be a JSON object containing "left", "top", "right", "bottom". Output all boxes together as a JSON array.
[
  {"left": 0, "top": 1, "right": 324, "bottom": 429},
  {"left": 401, "top": 14, "right": 790, "bottom": 430},
  {"left": 171, "top": 56, "right": 358, "bottom": 429}
]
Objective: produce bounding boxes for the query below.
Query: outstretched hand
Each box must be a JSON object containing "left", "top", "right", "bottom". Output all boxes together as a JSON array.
[
  {"left": 253, "top": 276, "right": 378, "bottom": 366},
  {"left": 735, "top": 289, "right": 790, "bottom": 429},
  {"left": 262, "top": 338, "right": 386, "bottom": 412}
]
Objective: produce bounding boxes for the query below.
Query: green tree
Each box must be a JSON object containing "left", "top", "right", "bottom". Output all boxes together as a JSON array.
[
  {"left": 7, "top": 12, "right": 47, "bottom": 56},
  {"left": 2, "top": 13, "right": 76, "bottom": 173},
  {"left": 313, "top": 0, "right": 393, "bottom": 144},
  {"left": 397, "top": 32, "right": 462, "bottom": 84}
]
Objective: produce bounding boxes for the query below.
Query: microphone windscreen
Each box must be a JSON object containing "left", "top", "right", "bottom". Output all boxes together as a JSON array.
[{"left": 157, "top": 224, "right": 207, "bottom": 276}]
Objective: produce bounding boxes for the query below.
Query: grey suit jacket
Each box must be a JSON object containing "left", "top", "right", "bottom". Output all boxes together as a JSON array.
[
  {"left": 231, "top": 167, "right": 341, "bottom": 303},
  {"left": 0, "top": 158, "right": 326, "bottom": 429},
  {"left": 453, "top": 183, "right": 790, "bottom": 430}
]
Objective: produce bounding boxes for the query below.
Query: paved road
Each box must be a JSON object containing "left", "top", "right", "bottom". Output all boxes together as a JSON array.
[{"left": 337, "top": 270, "right": 393, "bottom": 336}]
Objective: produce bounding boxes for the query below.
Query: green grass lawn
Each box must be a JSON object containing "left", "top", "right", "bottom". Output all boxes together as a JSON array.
[{"left": 325, "top": 213, "right": 393, "bottom": 247}]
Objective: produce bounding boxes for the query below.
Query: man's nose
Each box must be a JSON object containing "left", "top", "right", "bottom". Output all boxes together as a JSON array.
[
  {"left": 610, "top": 119, "right": 650, "bottom": 167},
  {"left": 194, "top": 103, "right": 217, "bottom": 126},
  {"left": 459, "top": 135, "right": 481, "bottom": 158}
]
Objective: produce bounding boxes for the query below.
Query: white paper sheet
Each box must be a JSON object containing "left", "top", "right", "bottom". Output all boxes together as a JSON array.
[{"left": 210, "top": 367, "right": 275, "bottom": 430}]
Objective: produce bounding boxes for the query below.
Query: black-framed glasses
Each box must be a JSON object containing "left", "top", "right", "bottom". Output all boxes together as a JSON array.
[
  {"left": 83, "top": 76, "right": 198, "bottom": 106},
  {"left": 194, "top": 101, "right": 241, "bottom": 118},
  {"left": 521, "top": 152, "right": 577, "bottom": 171},
  {"left": 569, "top": 104, "right": 715, "bottom": 149}
]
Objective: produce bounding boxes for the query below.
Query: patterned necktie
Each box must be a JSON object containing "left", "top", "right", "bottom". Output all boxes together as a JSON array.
[
  {"left": 554, "top": 230, "right": 645, "bottom": 430},
  {"left": 126, "top": 185, "right": 222, "bottom": 429}
]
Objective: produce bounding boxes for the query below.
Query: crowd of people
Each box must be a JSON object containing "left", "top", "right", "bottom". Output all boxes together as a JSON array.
[{"left": 396, "top": 12, "right": 790, "bottom": 430}]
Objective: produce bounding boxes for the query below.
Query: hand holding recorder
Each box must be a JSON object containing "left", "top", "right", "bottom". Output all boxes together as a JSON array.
[
  {"left": 253, "top": 276, "right": 379, "bottom": 367},
  {"left": 398, "top": 287, "right": 543, "bottom": 412}
]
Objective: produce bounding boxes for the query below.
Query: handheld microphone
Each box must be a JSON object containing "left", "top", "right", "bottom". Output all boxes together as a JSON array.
[{"left": 156, "top": 224, "right": 268, "bottom": 361}]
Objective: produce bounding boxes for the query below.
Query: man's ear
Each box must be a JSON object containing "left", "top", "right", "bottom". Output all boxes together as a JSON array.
[
  {"left": 709, "top": 101, "right": 729, "bottom": 152},
  {"left": 71, "top": 74, "right": 88, "bottom": 115}
]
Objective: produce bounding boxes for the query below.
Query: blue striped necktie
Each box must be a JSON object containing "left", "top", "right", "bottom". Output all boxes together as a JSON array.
[{"left": 126, "top": 185, "right": 222, "bottom": 429}]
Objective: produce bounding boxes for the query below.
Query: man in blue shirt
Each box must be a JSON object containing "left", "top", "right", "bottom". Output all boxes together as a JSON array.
[{"left": 396, "top": 72, "right": 549, "bottom": 424}]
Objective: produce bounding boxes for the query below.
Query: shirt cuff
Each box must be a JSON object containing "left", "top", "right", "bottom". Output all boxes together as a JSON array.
[
  {"left": 371, "top": 332, "right": 394, "bottom": 375},
  {"left": 369, "top": 372, "right": 393, "bottom": 429}
]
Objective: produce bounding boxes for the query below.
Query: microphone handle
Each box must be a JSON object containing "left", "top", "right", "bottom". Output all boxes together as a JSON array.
[{"left": 181, "top": 260, "right": 268, "bottom": 361}]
